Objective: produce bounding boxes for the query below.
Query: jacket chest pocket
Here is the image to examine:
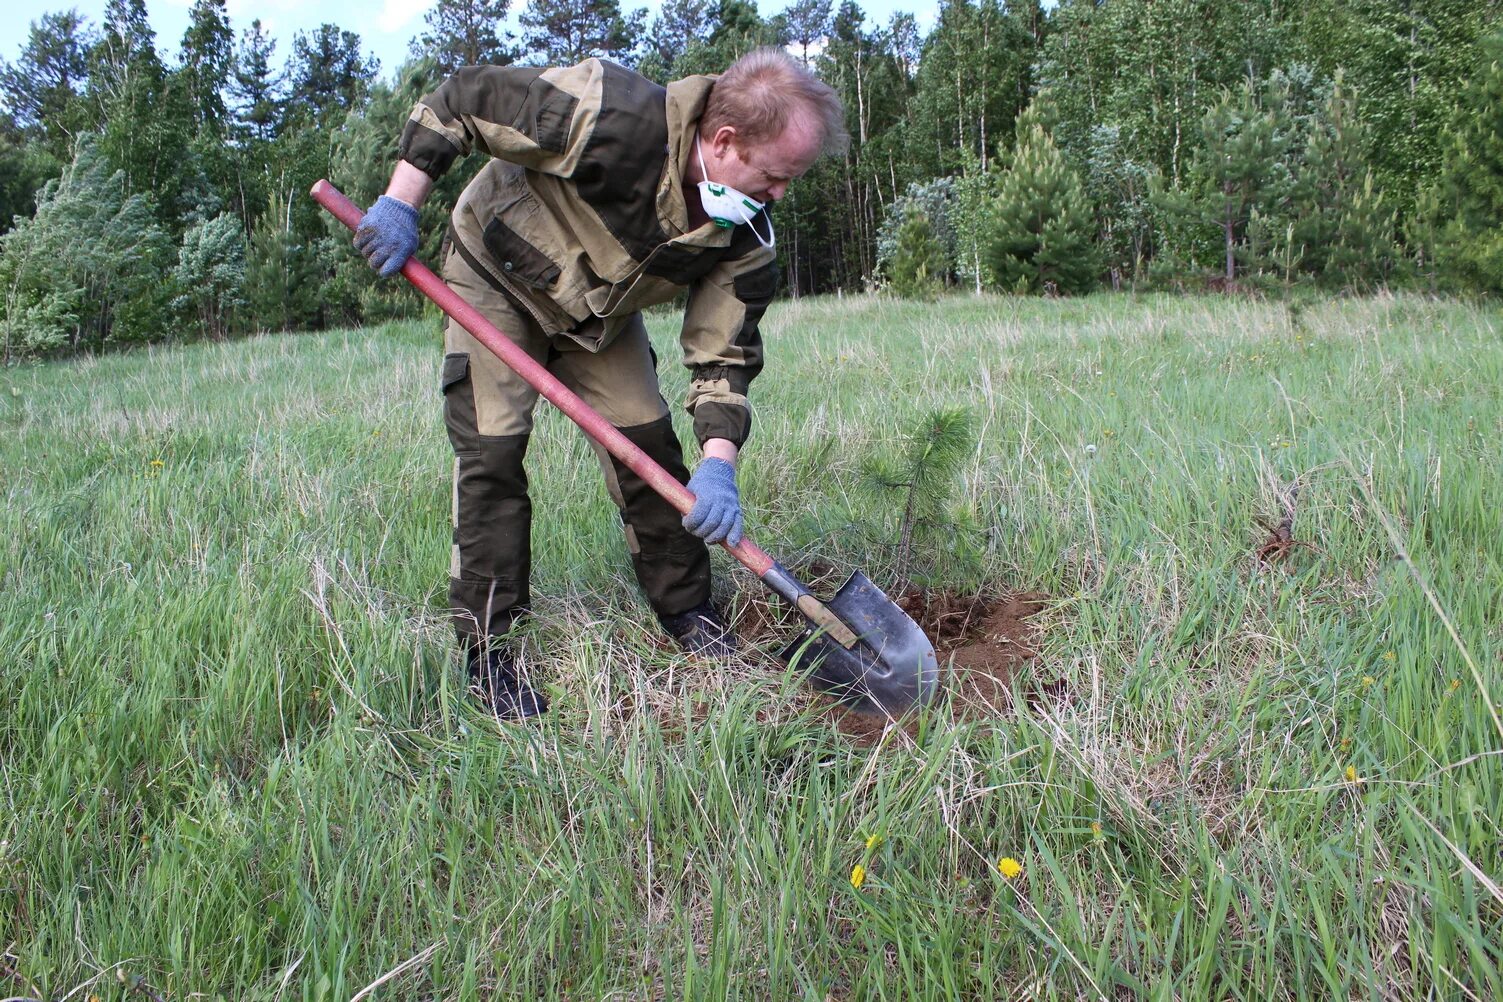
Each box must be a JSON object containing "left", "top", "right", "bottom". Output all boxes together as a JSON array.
[{"left": 482, "top": 217, "right": 562, "bottom": 292}]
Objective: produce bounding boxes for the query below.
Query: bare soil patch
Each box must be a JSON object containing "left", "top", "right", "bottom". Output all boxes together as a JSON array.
[{"left": 820, "top": 588, "right": 1055, "bottom": 745}]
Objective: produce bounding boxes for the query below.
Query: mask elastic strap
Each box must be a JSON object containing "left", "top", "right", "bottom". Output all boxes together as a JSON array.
[{"left": 750, "top": 213, "right": 775, "bottom": 249}]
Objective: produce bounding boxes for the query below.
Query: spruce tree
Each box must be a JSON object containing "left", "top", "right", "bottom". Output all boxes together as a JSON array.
[{"left": 986, "top": 123, "right": 1098, "bottom": 294}]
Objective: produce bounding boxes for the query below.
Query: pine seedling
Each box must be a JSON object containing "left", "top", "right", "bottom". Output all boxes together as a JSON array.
[{"left": 858, "top": 407, "right": 981, "bottom": 588}]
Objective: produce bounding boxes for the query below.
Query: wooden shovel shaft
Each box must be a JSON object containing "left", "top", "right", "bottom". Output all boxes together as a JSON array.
[{"left": 311, "top": 179, "right": 779, "bottom": 578}]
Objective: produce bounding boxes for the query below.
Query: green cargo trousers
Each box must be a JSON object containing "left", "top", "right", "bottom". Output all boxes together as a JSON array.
[{"left": 439, "top": 245, "right": 712, "bottom": 640}]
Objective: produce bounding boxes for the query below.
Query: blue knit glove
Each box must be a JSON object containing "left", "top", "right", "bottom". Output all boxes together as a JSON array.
[
  {"left": 354, "top": 195, "right": 420, "bottom": 277},
  {"left": 683, "top": 457, "right": 743, "bottom": 546}
]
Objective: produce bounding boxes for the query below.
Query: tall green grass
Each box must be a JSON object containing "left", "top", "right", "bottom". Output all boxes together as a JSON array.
[{"left": 2, "top": 293, "right": 1499, "bottom": 999}]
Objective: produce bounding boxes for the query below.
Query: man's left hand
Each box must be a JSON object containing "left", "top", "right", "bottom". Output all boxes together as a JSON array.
[{"left": 683, "top": 457, "right": 743, "bottom": 546}]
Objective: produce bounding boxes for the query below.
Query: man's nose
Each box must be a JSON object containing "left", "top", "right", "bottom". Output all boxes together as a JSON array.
[{"left": 767, "top": 181, "right": 789, "bottom": 201}]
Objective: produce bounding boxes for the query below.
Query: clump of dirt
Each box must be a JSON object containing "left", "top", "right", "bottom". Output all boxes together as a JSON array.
[{"left": 821, "top": 588, "right": 1058, "bottom": 746}]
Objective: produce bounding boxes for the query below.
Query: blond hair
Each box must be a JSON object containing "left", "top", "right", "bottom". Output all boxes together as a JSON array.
[{"left": 700, "top": 48, "right": 848, "bottom": 155}]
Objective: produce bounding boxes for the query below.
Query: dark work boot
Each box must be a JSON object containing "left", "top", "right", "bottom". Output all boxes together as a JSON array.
[
  {"left": 465, "top": 640, "right": 549, "bottom": 720},
  {"left": 658, "top": 601, "right": 739, "bottom": 658}
]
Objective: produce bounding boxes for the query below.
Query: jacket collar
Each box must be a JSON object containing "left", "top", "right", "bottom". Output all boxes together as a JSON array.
[{"left": 660, "top": 73, "right": 731, "bottom": 245}]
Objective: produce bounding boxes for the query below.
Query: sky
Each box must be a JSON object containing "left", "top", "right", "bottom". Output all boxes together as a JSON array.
[{"left": 2, "top": 0, "right": 940, "bottom": 78}]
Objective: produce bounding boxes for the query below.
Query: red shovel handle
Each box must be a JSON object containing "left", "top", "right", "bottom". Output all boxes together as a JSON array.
[{"left": 312, "top": 179, "right": 775, "bottom": 577}]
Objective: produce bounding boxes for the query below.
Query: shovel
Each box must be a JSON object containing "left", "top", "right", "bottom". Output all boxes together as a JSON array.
[{"left": 312, "top": 180, "right": 939, "bottom": 715}]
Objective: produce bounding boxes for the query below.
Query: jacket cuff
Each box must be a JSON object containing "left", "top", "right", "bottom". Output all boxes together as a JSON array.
[
  {"left": 691, "top": 401, "right": 751, "bottom": 449},
  {"left": 398, "top": 120, "right": 460, "bottom": 180}
]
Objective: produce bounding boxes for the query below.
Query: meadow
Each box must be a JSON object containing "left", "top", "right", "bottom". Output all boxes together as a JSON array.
[{"left": 2, "top": 293, "right": 1500, "bottom": 1000}]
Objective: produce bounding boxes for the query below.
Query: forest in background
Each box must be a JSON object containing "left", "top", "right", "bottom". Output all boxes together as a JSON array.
[{"left": 2, "top": 0, "right": 1501, "bottom": 360}]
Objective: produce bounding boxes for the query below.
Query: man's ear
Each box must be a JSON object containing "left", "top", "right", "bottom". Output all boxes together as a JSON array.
[{"left": 710, "top": 125, "right": 738, "bottom": 157}]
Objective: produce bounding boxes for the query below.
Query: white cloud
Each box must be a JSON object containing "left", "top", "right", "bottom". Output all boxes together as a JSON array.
[{"left": 376, "top": 0, "right": 435, "bottom": 35}]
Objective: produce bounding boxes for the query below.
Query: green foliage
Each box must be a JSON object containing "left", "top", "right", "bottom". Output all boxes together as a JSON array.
[
  {"left": 518, "top": 0, "right": 647, "bottom": 66},
  {"left": 172, "top": 213, "right": 246, "bottom": 338},
  {"left": 858, "top": 406, "right": 980, "bottom": 586},
  {"left": 1285, "top": 0, "right": 1498, "bottom": 216},
  {"left": 0, "top": 10, "right": 94, "bottom": 158},
  {"left": 229, "top": 19, "right": 285, "bottom": 142},
  {"left": 909, "top": 0, "right": 1038, "bottom": 175},
  {"left": 2, "top": 0, "right": 1502, "bottom": 356},
  {"left": 287, "top": 24, "right": 379, "bottom": 128},
  {"left": 1431, "top": 28, "right": 1503, "bottom": 295},
  {"left": 177, "top": 0, "right": 234, "bottom": 134},
  {"left": 1085, "top": 123, "right": 1154, "bottom": 287},
  {"left": 875, "top": 177, "right": 956, "bottom": 290},
  {"left": 884, "top": 208, "right": 948, "bottom": 300},
  {"left": 949, "top": 160, "right": 1004, "bottom": 293},
  {"left": 986, "top": 124, "right": 1099, "bottom": 295},
  {"left": 0, "top": 134, "right": 169, "bottom": 361},
  {"left": 244, "top": 192, "right": 319, "bottom": 333},
  {"left": 411, "top": 0, "right": 517, "bottom": 74}
]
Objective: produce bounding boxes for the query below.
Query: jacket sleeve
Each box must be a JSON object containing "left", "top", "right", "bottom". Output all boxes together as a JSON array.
[
  {"left": 679, "top": 229, "right": 779, "bottom": 449},
  {"left": 397, "top": 62, "right": 596, "bottom": 180}
]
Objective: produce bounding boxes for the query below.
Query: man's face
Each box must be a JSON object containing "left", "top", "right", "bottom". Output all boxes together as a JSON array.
[{"left": 702, "top": 114, "right": 822, "bottom": 205}]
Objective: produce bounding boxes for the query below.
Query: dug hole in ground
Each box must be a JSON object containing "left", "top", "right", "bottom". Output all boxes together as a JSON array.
[{"left": 732, "top": 562, "right": 1056, "bottom": 745}]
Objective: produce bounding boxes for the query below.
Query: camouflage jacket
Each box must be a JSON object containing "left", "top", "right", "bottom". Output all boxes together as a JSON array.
[{"left": 398, "top": 58, "right": 779, "bottom": 448}]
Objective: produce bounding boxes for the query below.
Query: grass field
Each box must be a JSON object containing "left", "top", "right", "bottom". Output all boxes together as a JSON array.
[{"left": 2, "top": 293, "right": 1501, "bottom": 1000}]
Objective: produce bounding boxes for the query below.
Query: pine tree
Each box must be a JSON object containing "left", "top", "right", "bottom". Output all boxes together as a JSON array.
[
  {"left": 245, "top": 192, "right": 317, "bottom": 333},
  {"left": 1191, "top": 81, "right": 1284, "bottom": 283},
  {"left": 411, "top": 0, "right": 516, "bottom": 74},
  {"left": 229, "top": 20, "right": 284, "bottom": 141},
  {"left": 887, "top": 208, "right": 947, "bottom": 299},
  {"left": 177, "top": 0, "right": 234, "bottom": 135},
  {"left": 1275, "top": 72, "right": 1400, "bottom": 289},
  {"left": 287, "top": 24, "right": 379, "bottom": 127},
  {"left": 986, "top": 124, "right": 1098, "bottom": 294},
  {"left": 639, "top": 0, "right": 716, "bottom": 81},
  {"left": 1326, "top": 169, "right": 1399, "bottom": 289},
  {"left": 518, "top": 0, "right": 648, "bottom": 66},
  {"left": 858, "top": 407, "right": 981, "bottom": 588},
  {"left": 0, "top": 11, "right": 95, "bottom": 156},
  {"left": 1432, "top": 28, "right": 1503, "bottom": 294}
]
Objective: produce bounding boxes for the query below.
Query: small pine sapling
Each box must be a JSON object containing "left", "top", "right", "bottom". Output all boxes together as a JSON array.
[{"left": 858, "top": 407, "right": 982, "bottom": 589}]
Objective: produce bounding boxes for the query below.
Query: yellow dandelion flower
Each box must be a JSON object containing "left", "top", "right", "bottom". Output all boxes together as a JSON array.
[
  {"left": 1382, "top": 651, "right": 1396, "bottom": 663},
  {"left": 997, "top": 857, "right": 1023, "bottom": 880},
  {"left": 1449, "top": 679, "right": 1462, "bottom": 692},
  {"left": 1345, "top": 765, "right": 1363, "bottom": 785},
  {"left": 1090, "top": 821, "right": 1103, "bottom": 837},
  {"left": 149, "top": 459, "right": 164, "bottom": 467},
  {"left": 865, "top": 834, "right": 881, "bottom": 852},
  {"left": 849, "top": 863, "right": 866, "bottom": 890},
  {"left": 1361, "top": 676, "right": 1375, "bottom": 687}
]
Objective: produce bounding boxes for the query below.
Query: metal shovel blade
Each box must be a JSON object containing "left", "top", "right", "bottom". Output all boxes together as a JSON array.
[{"left": 780, "top": 571, "right": 940, "bottom": 715}]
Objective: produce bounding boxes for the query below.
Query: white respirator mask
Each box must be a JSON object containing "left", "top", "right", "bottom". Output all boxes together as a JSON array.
[{"left": 696, "top": 136, "right": 775, "bottom": 249}]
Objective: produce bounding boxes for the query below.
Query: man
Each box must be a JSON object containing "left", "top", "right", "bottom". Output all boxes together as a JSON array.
[{"left": 353, "top": 49, "right": 845, "bottom": 719}]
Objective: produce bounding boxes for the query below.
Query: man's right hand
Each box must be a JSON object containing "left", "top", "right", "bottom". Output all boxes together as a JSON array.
[{"left": 354, "top": 195, "right": 420, "bottom": 277}]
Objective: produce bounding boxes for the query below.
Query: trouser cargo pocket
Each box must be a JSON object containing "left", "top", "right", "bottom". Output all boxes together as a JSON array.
[{"left": 441, "top": 352, "right": 478, "bottom": 455}]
